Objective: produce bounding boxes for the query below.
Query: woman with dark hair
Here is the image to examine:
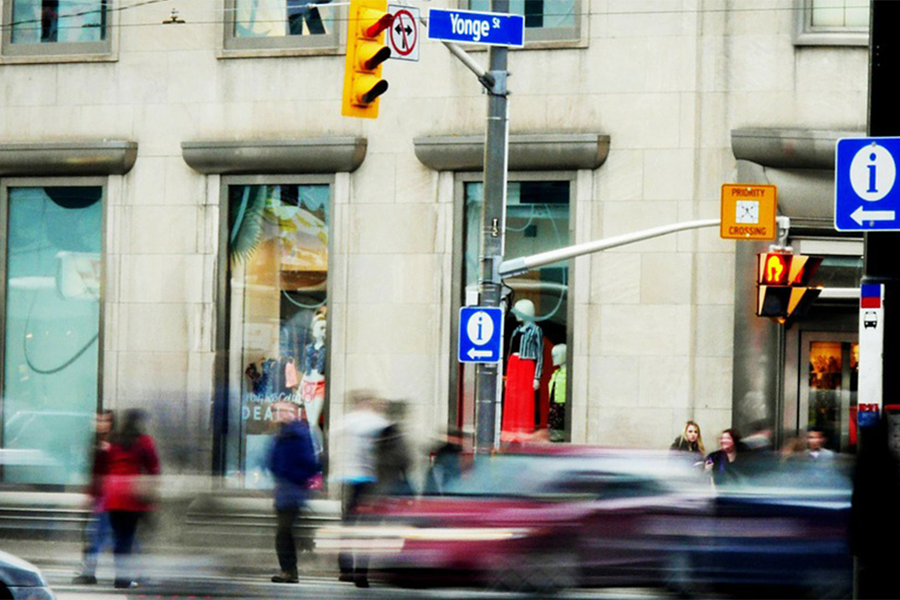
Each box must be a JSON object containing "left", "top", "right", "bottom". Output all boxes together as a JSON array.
[
  {"left": 104, "top": 409, "right": 160, "bottom": 589},
  {"left": 704, "top": 428, "right": 743, "bottom": 485}
]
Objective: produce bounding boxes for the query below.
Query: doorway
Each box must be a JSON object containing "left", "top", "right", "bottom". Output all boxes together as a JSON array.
[{"left": 797, "top": 332, "right": 859, "bottom": 453}]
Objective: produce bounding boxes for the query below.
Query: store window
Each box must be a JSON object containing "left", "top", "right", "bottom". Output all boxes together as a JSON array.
[
  {"left": 224, "top": 0, "right": 339, "bottom": 52},
  {"left": 805, "top": 338, "right": 858, "bottom": 453},
  {"left": 795, "top": 0, "right": 869, "bottom": 46},
  {"left": 468, "top": 0, "right": 579, "bottom": 44},
  {"left": 224, "top": 178, "right": 330, "bottom": 487},
  {"left": 2, "top": 0, "right": 110, "bottom": 57},
  {"left": 0, "top": 182, "right": 103, "bottom": 485},
  {"left": 456, "top": 176, "right": 573, "bottom": 442}
]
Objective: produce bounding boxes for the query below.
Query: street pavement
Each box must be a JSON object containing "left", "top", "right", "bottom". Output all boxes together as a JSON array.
[{"left": 43, "top": 568, "right": 669, "bottom": 600}]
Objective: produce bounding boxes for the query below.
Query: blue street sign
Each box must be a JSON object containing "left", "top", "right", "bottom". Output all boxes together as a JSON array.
[
  {"left": 835, "top": 137, "right": 900, "bottom": 231},
  {"left": 458, "top": 307, "right": 504, "bottom": 364},
  {"left": 427, "top": 8, "right": 525, "bottom": 47}
]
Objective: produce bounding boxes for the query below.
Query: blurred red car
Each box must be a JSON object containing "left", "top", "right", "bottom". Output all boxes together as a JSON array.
[{"left": 356, "top": 446, "right": 708, "bottom": 593}]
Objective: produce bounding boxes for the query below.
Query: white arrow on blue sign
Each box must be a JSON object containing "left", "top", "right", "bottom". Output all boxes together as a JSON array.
[
  {"left": 458, "top": 307, "right": 504, "bottom": 364},
  {"left": 835, "top": 137, "right": 900, "bottom": 231},
  {"left": 428, "top": 8, "right": 525, "bottom": 47}
]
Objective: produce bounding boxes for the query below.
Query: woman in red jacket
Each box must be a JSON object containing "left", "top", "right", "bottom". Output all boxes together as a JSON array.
[{"left": 104, "top": 409, "right": 160, "bottom": 589}]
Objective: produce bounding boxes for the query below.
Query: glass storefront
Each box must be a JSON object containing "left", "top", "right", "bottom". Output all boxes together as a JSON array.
[
  {"left": 806, "top": 338, "right": 859, "bottom": 452},
  {"left": 1, "top": 185, "right": 103, "bottom": 485},
  {"left": 225, "top": 181, "right": 330, "bottom": 487},
  {"left": 459, "top": 179, "right": 571, "bottom": 442}
]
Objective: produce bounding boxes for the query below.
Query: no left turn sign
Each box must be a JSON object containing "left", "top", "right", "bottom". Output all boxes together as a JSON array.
[{"left": 388, "top": 5, "right": 419, "bottom": 62}]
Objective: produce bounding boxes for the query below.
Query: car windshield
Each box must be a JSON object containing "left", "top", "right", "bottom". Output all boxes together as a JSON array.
[
  {"left": 439, "top": 455, "right": 572, "bottom": 497},
  {"left": 435, "top": 452, "right": 696, "bottom": 499}
]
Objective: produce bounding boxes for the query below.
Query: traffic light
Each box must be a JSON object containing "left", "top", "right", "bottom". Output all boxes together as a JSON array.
[
  {"left": 342, "top": 0, "right": 393, "bottom": 119},
  {"left": 756, "top": 252, "right": 823, "bottom": 322}
]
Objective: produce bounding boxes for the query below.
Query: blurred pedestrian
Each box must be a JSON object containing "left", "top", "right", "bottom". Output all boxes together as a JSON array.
[
  {"left": 780, "top": 434, "right": 807, "bottom": 461},
  {"left": 669, "top": 421, "right": 705, "bottom": 459},
  {"left": 424, "top": 429, "right": 463, "bottom": 495},
  {"left": 268, "top": 401, "right": 320, "bottom": 584},
  {"left": 742, "top": 418, "right": 774, "bottom": 452},
  {"left": 104, "top": 409, "right": 160, "bottom": 589},
  {"left": 806, "top": 427, "right": 835, "bottom": 460},
  {"left": 337, "top": 390, "right": 389, "bottom": 588},
  {"left": 72, "top": 410, "right": 114, "bottom": 585},
  {"left": 704, "top": 428, "right": 744, "bottom": 485},
  {"left": 375, "top": 400, "right": 414, "bottom": 497}
]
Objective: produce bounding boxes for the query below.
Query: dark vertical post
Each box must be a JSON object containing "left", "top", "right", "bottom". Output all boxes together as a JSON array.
[
  {"left": 474, "top": 0, "right": 510, "bottom": 453},
  {"left": 853, "top": 2, "right": 900, "bottom": 598}
]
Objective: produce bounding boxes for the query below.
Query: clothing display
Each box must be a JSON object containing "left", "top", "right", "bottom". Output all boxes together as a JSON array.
[
  {"left": 503, "top": 353, "right": 537, "bottom": 433},
  {"left": 285, "top": 361, "right": 299, "bottom": 389},
  {"left": 300, "top": 379, "right": 326, "bottom": 406},
  {"left": 548, "top": 365, "right": 567, "bottom": 439},
  {"left": 502, "top": 319, "right": 544, "bottom": 435},
  {"left": 509, "top": 322, "right": 544, "bottom": 379},
  {"left": 302, "top": 343, "right": 326, "bottom": 376},
  {"left": 549, "top": 365, "right": 567, "bottom": 405}
]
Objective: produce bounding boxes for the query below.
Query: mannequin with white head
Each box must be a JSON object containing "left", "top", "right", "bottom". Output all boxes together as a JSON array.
[
  {"left": 552, "top": 344, "right": 567, "bottom": 367},
  {"left": 548, "top": 343, "right": 567, "bottom": 441},
  {"left": 502, "top": 297, "right": 544, "bottom": 436},
  {"left": 513, "top": 299, "right": 536, "bottom": 323}
]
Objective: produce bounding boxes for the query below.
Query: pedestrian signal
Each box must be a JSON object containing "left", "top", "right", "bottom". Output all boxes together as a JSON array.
[
  {"left": 342, "top": 0, "right": 393, "bottom": 119},
  {"left": 756, "top": 252, "right": 823, "bottom": 322}
]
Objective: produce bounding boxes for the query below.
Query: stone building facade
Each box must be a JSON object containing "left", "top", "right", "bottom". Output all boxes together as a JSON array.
[{"left": 0, "top": 0, "right": 870, "bottom": 485}]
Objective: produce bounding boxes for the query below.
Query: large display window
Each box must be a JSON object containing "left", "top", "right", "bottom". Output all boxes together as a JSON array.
[
  {"left": 454, "top": 175, "right": 573, "bottom": 442},
  {"left": 223, "top": 178, "right": 331, "bottom": 487},
  {"left": 0, "top": 181, "right": 104, "bottom": 485}
]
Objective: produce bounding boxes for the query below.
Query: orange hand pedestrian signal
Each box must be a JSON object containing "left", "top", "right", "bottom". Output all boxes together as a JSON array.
[
  {"left": 756, "top": 252, "right": 823, "bottom": 322},
  {"left": 763, "top": 254, "right": 787, "bottom": 285}
]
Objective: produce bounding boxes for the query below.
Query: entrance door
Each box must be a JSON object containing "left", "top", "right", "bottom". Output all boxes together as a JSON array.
[{"left": 799, "top": 332, "right": 859, "bottom": 453}]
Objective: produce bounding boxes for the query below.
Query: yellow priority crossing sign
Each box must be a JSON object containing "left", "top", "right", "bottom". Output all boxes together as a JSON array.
[{"left": 720, "top": 184, "right": 777, "bottom": 240}]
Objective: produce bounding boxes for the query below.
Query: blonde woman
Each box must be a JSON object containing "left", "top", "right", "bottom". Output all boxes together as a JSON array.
[{"left": 670, "top": 421, "right": 705, "bottom": 458}]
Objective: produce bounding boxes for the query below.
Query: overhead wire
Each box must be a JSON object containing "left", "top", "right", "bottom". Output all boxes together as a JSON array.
[{"left": 0, "top": 1, "right": 870, "bottom": 33}]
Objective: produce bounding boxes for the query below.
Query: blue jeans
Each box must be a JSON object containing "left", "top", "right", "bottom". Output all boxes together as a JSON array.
[{"left": 80, "top": 510, "right": 112, "bottom": 577}]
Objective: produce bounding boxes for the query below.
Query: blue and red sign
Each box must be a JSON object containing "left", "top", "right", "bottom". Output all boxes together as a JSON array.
[{"left": 861, "top": 284, "right": 883, "bottom": 309}]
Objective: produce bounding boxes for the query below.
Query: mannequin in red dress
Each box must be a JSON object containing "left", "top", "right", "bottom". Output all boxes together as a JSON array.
[{"left": 502, "top": 299, "right": 543, "bottom": 436}]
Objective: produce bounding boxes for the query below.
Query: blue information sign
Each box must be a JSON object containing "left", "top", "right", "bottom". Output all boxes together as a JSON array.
[
  {"left": 458, "top": 307, "right": 504, "bottom": 364},
  {"left": 835, "top": 137, "right": 900, "bottom": 231},
  {"left": 427, "top": 8, "right": 525, "bottom": 47}
]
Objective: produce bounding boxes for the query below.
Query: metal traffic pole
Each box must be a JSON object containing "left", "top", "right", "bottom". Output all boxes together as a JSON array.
[
  {"left": 853, "top": 2, "right": 900, "bottom": 598},
  {"left": 474, "top": 0, "right": 510, "bottom": 454}
]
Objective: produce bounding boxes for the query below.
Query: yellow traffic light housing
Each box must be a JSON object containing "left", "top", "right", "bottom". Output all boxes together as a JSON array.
[
  {"left": 342, "top": 0, "right": 393, "bottom": 119},
  {"left": 756, "top": 252, "right": 823, "bottom": 323}
]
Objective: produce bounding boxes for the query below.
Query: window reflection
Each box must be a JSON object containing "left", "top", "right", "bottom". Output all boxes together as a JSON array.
[
  {"left": 11, "top": 0, "right": 107, "bottom": 44},
  {"left": 2, "top": 186, "right": 102, "bottom": 485},
  {"left": 469, "top": 0, "right": 576, "bottom": 30},
  {"left": 461, "top": 180, "right": 570, "bottom": 442},
  {"left": 227, "top": 183, "right": 330, "bottom": 488},
  {"left": 808, "top": 340, "right": 859, "bottom": 452},
  {"left": 234, "top": 0, "right": 334, "bottom": 38}
]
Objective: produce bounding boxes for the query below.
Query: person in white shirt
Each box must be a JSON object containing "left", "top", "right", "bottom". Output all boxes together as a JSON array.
[{"left": 806, "top": 428, "right": 835, "bottom": 460}]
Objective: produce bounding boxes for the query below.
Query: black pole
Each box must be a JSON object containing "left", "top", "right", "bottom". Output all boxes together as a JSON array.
[{"left": 852, "top": 2, "right": 900, "bottom": 598}]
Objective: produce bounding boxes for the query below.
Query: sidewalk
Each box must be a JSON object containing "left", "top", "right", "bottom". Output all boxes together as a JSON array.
[
  {"left": 4, "top": 534, "right": 342, "bottom": 587},
  {"left": 0, "top": 485, "right": 344, "bottom": 585}
]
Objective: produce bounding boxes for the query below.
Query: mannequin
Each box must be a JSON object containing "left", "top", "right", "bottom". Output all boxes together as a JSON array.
[
  {"left": 548, "top": 344, "right": 567, "bottom": 442},
  {"left": 300, "top": 314, "right": 327, "bottom": 452},
  {"left": 502, "top": 299, "right": 543, "bottom": 435}
]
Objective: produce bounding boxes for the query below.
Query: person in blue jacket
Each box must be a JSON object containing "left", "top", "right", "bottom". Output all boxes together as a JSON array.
[{"left": 268, "top": 401, "right": 320, "bottom": 584}]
